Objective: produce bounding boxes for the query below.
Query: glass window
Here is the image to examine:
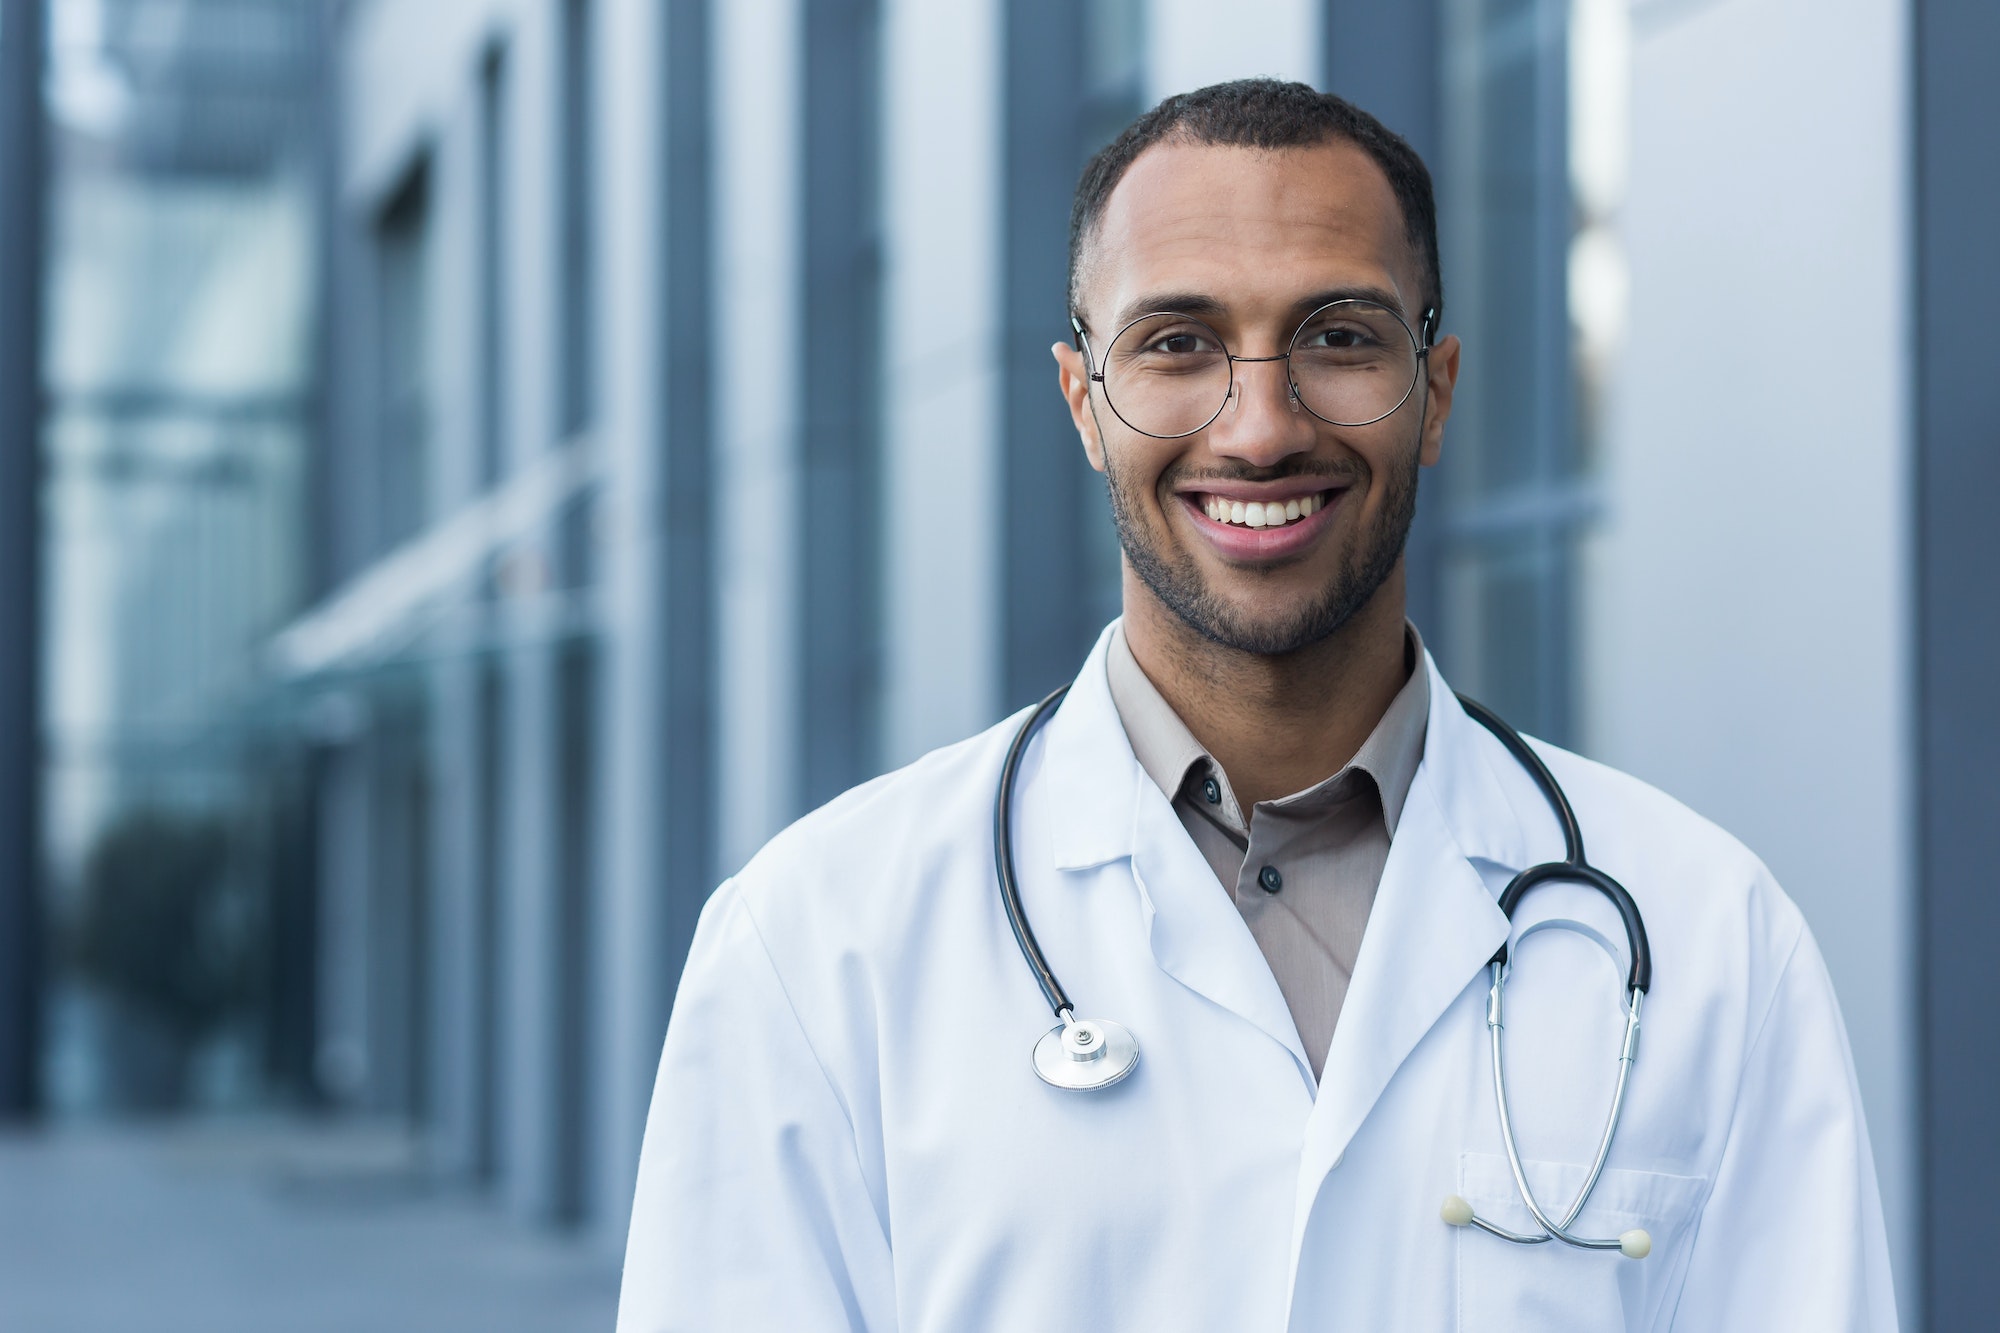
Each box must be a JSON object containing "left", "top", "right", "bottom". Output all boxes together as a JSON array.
[
  {"left": 1000, "top": 0, "right": 1147, "bottom": 708},
  {"left": 38, "top": 0, "right": 320, "bottom": 1113},
  {"left": 1436, "top": 0, "right": 1611, "bottom": 744},
  {"left": 1076, "top": 0, "right": 1149, "bottom": 641}
]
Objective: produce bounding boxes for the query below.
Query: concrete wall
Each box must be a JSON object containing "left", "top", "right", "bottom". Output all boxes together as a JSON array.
[
  {"left": 1145, "top": 0, "right": 1321, "bottom": 102},
  {"left": 880, "top": 0, "right": 1003, "bottom": 768},
  {"left": 1584, "top": 0, "right": 1914, "bottom": 1318},
  {"left": 712, "top": 0, "right": 802, "bottom": 873}
]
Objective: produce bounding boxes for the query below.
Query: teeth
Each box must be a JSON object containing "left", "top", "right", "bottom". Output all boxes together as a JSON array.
[{"left": 1204, "top": 493, "right": 1323, "bottom": 529}]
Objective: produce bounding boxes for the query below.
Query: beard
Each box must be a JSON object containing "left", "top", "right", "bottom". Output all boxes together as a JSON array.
[{"left": 1103, "top": 440, "right": 1420, "bottom": 658}]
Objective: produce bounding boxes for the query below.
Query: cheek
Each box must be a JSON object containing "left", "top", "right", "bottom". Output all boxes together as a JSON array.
[
  {"left": 1104, "top": 442, "right": 1172, "bottom": 512},
  {"left": 1346, "top": 428, "right": 1419, "bottom": 505}
]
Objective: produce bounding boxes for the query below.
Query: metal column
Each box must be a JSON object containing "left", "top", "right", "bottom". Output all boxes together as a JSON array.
[
  {"left": 1916, "top": 0, "right": 2000, "bottom": 1325},
  {"left": 798, "top": 0, "right": 884, "bottom": 808},
  {"left": 0, "top": 0, "right": 47, "bottom": 1119},
  {"left": 657, "top": 0, "right": 716, "bottom": 1011},
  {"left": 1000, "top": 0, "right": 1090, "bottom": 710}
]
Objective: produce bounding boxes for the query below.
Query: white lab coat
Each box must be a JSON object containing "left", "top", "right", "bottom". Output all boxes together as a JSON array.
[{"left": 618, "top": 627, "right": 1897, "bottom": 1331}]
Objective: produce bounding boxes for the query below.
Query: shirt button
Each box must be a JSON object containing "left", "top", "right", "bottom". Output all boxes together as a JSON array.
[
  {"left": 1258, "top": 865, "right": 1283, "bottom": 894},
  {"left": 1202, "top": 777, "right": 1221, "bottom": 805}
]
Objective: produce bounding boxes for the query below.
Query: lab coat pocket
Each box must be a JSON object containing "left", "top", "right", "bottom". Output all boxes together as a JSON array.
[{"left": 1454, "top": 1151, "right": 1706, "bottom": 1333}]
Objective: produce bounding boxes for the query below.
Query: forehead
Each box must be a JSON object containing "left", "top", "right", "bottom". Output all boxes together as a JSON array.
[{"left": 1082, "top": 137, "right": 1418, "bottom": 329}]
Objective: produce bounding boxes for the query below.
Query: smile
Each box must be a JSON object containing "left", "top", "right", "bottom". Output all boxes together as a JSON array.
[
  {"left": 1176, "top": 485, "right": 1346, "bottom": 560},
  {"left": 1195, "top": 492, "right": 1327, "bottom": 529}
]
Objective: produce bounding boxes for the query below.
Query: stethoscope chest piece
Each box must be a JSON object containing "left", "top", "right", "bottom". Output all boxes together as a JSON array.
[{"left": 1032, "top": 1014, "right": 1140, "bottom": 1091}]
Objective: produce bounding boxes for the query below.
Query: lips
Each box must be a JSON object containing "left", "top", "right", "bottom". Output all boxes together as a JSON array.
[{"left": 1177, "top": 485, "right": 1346, "bottom": 560}]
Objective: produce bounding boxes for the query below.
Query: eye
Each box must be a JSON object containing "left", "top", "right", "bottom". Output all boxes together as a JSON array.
[
  {"left": 1304, "top": 324, "right": 1380, "bottom": 350},
  {"left": 1145, "top": 329, "right": 1217, "bottom": 356}
]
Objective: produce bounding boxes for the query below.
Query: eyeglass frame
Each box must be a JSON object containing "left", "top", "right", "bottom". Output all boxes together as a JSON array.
[{"left": 1069, "top": 299, "right": 1442, "bottom": 439}]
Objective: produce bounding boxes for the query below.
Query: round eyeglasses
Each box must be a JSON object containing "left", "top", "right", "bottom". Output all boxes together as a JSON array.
[{"left": 1073, "top": 299, "right": 1437, "bottom": 439}]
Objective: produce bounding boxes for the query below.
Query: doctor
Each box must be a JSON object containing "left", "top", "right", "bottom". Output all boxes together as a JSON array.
[{"left": 619, "top": 80, "right": 1896, "bottom": 1331}]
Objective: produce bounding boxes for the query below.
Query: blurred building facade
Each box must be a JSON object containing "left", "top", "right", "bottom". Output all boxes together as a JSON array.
[{"left": 16, "top": 0, "right": 1995, "bottom": 1327}]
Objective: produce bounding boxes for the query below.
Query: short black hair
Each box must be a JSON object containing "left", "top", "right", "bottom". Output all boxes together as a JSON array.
[{"left": 1067, "top": 78, "right": 1442, "bottom": 337}]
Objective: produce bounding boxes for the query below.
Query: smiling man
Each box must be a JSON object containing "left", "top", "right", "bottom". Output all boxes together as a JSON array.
[{"left": 618, "top": 81, "right": 1896, "bottom": 1332}]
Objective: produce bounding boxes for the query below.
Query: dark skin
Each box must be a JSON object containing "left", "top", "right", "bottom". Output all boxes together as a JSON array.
[{"left": 1053, "top": 138, "right": 1462, "bottom": 810}]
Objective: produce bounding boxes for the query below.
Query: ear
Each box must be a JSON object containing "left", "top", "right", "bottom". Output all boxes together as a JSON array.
[
  {"left": 1419, "top": 333, "right": 1461, "bottom": 468},
  {"left": 1052, "top": 341, "right": 1108, "bottom": 473}
]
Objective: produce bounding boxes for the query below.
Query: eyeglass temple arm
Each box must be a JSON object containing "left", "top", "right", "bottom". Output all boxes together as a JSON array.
[{"left": 1069, "top": 314, "right": 1104, "bottom": 381}]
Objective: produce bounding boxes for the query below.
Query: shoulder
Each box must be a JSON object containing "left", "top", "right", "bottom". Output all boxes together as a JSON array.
[
  {"left": 1530, "top": 741, "right": 1773, "bottom": 888},
  {"left": 1510, "top": 735, "right": 1810, "bottom": 1011},
  {"left": 675, "top": 710, "right": 1038, "bottom": 1099}
]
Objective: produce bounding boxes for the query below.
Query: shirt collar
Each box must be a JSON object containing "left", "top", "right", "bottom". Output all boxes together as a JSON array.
[
  {"left": 1104, "top": 622, "right": 1219, "bottom": 813},
  {"left": 1041, "top": 622, "right": 1532, "bottom": 877},
  {"left": 1103, "top": 620, "right": 1432, "bottom": 837}
]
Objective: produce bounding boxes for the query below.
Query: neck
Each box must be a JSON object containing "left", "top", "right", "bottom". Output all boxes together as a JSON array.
[{"left": 1122, "top": 566, "right": 1411, "bottom": 810}]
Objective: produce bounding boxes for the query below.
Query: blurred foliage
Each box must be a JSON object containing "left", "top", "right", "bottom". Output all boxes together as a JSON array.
[{"left": 70, "top": 808, "right": 250, "bottom": 1049}]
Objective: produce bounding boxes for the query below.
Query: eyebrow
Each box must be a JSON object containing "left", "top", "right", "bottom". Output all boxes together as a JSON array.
[{"left": 1107, "top": 284, "right": 1413, "bottom": 332}]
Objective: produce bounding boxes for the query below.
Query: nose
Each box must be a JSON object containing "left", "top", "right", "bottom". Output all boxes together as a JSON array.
[{"left": 1204, "top": 355, "right": 1316, "bottom": 467}]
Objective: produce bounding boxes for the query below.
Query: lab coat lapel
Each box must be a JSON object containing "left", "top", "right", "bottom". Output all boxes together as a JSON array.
[
  {"left": 1040, "top": 627, "right": 1141, "bottom": 875},
  {"left": 1042, "top": 626, "right": 1315, "bottom": 1081},
  {"left": 1292, "top": 663, "right": 1518, "bottom": 1232},
  {"left": 1130, "top": 790, "right": 1316, "bottom": 1083}
]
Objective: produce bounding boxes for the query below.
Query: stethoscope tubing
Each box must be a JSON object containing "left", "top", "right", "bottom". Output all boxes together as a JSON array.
[
  {"left": 1488, "top": 965, "right": 1646, "bottom": 1251},
  {"left": 1456, "top": 692, "right": 1655, "bottom": 1257},
  {"left": 1454, "top": 693, "right": 1652, "bottom": 993},
  {"left": 995, "top": 688, "right": 1651, "bottom": 1013},
  {"left": 994, "top": 685, "right": 1076, "bottom": 1021},
  {"left": 994, "top": 682, "right": 1657, "bottom": 1256}
]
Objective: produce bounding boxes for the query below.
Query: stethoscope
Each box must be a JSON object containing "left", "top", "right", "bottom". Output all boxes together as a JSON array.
[{"left": 993, "top": 685, "right": 1657, "bottom": 1260}]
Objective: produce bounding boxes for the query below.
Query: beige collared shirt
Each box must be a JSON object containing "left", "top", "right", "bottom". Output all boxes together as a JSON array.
[{"left": 1105, "top": 622, "right": 1431, "bottom": 1080}]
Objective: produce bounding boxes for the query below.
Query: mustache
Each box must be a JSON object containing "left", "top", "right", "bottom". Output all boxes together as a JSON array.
[{"left": 1162, "top": 460, "right": 1365, "bottom": 488}]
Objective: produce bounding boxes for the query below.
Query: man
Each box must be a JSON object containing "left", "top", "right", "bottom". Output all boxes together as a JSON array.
[{"left": 619, "top": 80, "right": 1895, "bottom": 1331}]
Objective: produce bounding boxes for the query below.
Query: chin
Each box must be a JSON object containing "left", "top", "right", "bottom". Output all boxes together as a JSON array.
[{"left": 1169, "top": 594, "right": 1348, "bottom": 657}]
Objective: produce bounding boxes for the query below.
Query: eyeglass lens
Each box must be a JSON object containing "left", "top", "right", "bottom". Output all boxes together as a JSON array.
[{"left": 1098, "top": 299, "right": 1420, "bottom": 438}]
